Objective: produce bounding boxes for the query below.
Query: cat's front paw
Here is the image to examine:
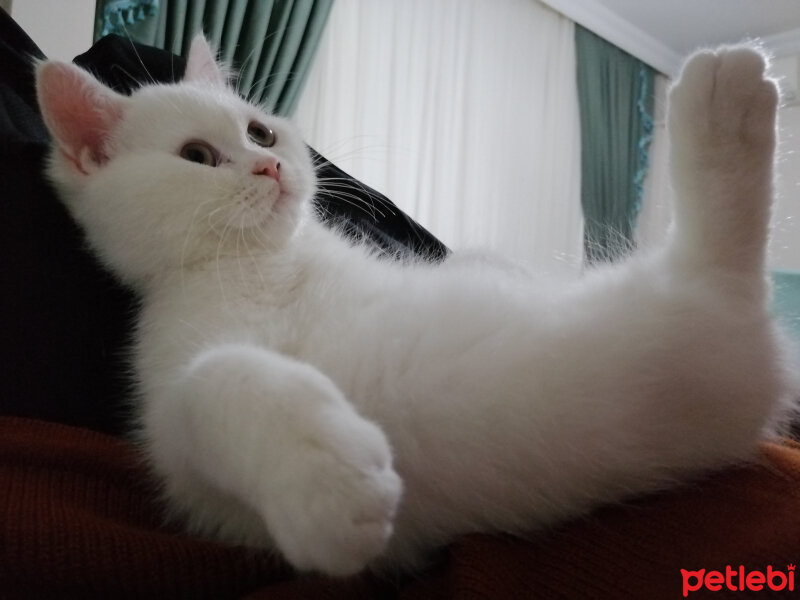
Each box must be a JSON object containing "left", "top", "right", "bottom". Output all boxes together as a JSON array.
[
  {"left": 668, "top": 46, "right": 778, "bottom": 161},
  {"left": 263, "top": 410, "right": 402, "bottom": 576}
]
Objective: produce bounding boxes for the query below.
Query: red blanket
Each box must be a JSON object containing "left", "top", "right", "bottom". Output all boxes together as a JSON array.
[{"left": 3, "top": 416, "right": 800, "bottom": 599}]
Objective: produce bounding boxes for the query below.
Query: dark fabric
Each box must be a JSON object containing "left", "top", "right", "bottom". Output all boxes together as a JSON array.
[
  {"left": 0, "top": 10, "right": 447, "bottom": 435},
  {"left": 4, "top": 416, "right": 800, "bottom": 598},
  {"left": 0, "top": 9, "right": 134, "bottom": 434}
]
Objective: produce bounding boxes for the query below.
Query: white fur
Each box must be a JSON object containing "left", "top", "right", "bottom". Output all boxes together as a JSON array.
[{"left": 37, "top": 40, "right": 797, "bottom": 576}]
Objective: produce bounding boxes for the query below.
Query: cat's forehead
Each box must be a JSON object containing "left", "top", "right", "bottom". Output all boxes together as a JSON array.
[{"left": 120, "top": 83, "right": 273, "bottom": 146}]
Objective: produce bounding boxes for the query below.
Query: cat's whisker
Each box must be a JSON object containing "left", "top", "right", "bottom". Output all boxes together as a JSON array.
[
  {"left": 243, "top": 224, "right": 269, "bottom": 291},
  {"left": 179, "top": 196, "right": 219, "bottom": 291},
  {"left": 317, "top": 176, "right": 393, "bottom": 204},
  {"left": 237, "top": 23, "right": 310, "bottom": 105},
  {"left": 250, "top": 68, "right": 312, "bottom": 109},
  {"left": 236, "top": 223, "right": 262, "bottom": 291},
  {"left": 206, "top": 202, "right": 234, "bottom": 236},
  {"left": 313, "top": 200, "right": 334, "bottom": 222},
  {"left": 174, "top": 318, "right": 213, "bottom": 355},
  {"left": 316, "top": 184, "right": 389, "bottom": 220},
  {"left": 318, "top": 178, "right": 382, "bottom": 204},
  {"left": 310, "top": 138, "right": 406, "bottom": 172},
  {"left": 316, "top": 176, "right": 376, "bottom": 194},
  {"left": 232, "top": 46, "right": 261, "bottom": 99},
  {"left": 235, "top": 225, "right": 248, "bottom": 290},
  {"left": 212, "top": 203, "right": 244, "bottom": 306},
  {"left": 325, "top": 194, "right": 380, "bottom": 221},
  {"left": 316, "top": 173, "right": 398, "bottom": 216},
  {"left": 246, "top": 71, "right": 293, "bottom": 108},
  {"left": 213, "top": 228, "right": 228, "bottom": 305},
  {"left": 113, "top": 27, "right": 159, "bottom": 87},
  {"left": 226, "top": 23, "right": 308, "bottom": 101},
  {"left": 313, "top": 139, "right": 400, "bottom": 161}
]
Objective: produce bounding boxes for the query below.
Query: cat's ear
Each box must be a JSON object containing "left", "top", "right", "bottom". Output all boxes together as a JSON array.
[
  {"left": 184, "top": 35, "right": 227, "bottom": 87},
  {"left": 36, "top": 61, "right": 126, "bottom": 175}
]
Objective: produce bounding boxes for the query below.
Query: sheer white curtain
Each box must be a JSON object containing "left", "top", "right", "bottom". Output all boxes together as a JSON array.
[{"left": 294, "top": 0, "right": 582, "bottom": 268}]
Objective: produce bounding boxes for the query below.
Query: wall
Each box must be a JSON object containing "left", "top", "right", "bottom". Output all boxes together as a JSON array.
[
  {"left": 10, "top": 0, "right": 95, "bottom": 60},
  {"left": 773, "top": 84, "right": 800, "bottom": 271}
]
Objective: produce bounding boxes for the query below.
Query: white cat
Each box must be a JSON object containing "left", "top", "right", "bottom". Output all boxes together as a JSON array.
[{"left": 36, "top": 36, "right": 796, "bottom": 576}]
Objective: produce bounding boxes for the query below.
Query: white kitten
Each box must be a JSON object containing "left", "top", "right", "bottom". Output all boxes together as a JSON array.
[{"left": 37, "top": 37, "right": 796, "bottom": 576}]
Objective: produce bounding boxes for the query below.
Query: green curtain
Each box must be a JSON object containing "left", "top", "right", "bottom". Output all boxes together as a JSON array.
[
  {"left": 575, "top": 25, "right": 654, "bottom": 265},
  {"left": 95, "top": 1, "right": 159, "bottom": 40},
  {"left": 94, "top": 0, "right": 333, "bottom": 116}
]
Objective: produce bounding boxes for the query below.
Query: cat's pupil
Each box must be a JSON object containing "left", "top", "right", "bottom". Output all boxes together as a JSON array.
[
  {"left": 185, "top": 148, "right": 205, "bottom": 163},
  {"left": 248, "top": 122, "right": 276, "bottom": 148}
]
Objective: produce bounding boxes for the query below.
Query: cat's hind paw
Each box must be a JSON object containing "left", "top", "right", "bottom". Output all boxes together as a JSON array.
[{"left": 668, "top": 45, "right": 778, "bottom": 159}]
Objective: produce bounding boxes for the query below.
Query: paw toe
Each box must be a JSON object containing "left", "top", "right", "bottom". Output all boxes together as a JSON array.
[
  {"left": 669, "top": 45, "right": 777, "bottom": 147},
  {"left": 263, "top": 421, "right": 403, "bottom": 576},
  {"left": 668, "top": 51, "right": 717, "bottom": 125},
  {"left": 718, "top": 45, "right": 768, "bottom": 81}
]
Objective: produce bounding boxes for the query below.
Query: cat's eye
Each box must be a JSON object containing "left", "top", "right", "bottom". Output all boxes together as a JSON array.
[
  {"left": 179, "top": 142, "right": 219, "bottom": 166},
  {"left": 247, "top": 122, "right": 276, "bottom": 148}
]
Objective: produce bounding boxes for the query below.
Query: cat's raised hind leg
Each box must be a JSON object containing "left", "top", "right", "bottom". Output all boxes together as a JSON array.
[{"left": 667, "top": 46, "right": 778, "bottom": 277}]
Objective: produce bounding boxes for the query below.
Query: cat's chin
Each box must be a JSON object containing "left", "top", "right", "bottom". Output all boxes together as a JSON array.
[
  {"left": 264, "top": 189, "right": 301, "bottom": 220},
  {"left": 243, "top": 190, "right": 305, "bottom": 236}
]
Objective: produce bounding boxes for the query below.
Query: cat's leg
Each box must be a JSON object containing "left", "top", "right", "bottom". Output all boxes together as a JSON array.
[
  {"left": 145, "top": 343, "right": 402, "bottom": 576},
  {"left": 667, "top": 46, "right": 778, "bottom": 276}
]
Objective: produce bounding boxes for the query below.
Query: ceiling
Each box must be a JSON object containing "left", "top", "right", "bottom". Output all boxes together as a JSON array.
[{"left": 542, "top": 0, "right": 800, "bottom": 76}]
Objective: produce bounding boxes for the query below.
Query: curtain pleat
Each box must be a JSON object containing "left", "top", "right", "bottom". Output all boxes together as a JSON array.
[
  {"left": 294, "top": 0, "right": 583, "bottom": 267},
  {"left": 95, "top": 0, "right": 160, "bottom": 40},
  {"left": 275, "top": 1, "right": 333, "bottom": 115},
  {"left": 95, "top": 0, "right": 332, "bottom": 116},
  {"left": 251, "top": 1, "right": 296, "bottom": 109},
  {"left": 575, "top": 25, "right": 655, "bottom": 265},
  {"left": 235, "top": 1, "right": 274, "bottom": 98},
  {"left": 206, "top": 0, "right": 230, "bottom": 51}
]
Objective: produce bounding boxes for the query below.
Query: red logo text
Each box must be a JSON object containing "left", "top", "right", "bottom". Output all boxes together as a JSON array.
[{"left": 681, "top": 564, "right": 795, "bottom": 596}]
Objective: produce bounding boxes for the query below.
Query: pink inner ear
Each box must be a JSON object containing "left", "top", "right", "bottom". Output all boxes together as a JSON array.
[
  {"left": 184, "top": 35, "right": 227, "bottom": 87},
  {"left": 36, "top": 62, "right": 125, "bottom": 170}
]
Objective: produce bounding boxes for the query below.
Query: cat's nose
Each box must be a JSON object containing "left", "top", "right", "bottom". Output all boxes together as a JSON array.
[{"left": 252, "top": 157, "right": 281, "bottom": 181}]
